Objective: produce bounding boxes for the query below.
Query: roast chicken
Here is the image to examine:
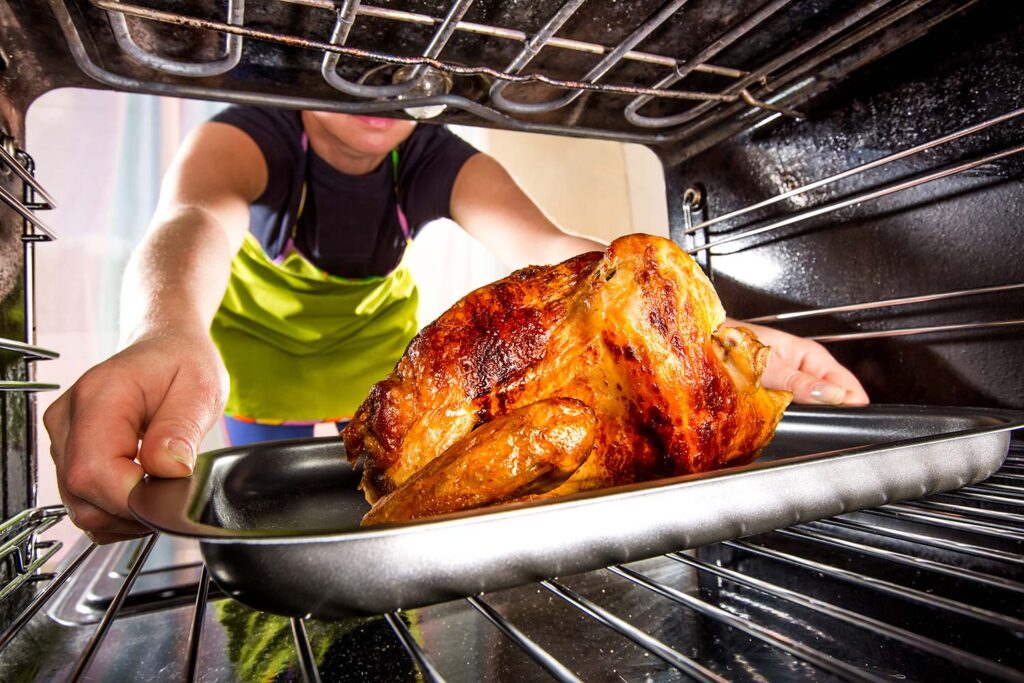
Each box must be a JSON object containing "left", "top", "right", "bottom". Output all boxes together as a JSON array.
[{"left": 343, "top": 234, "right": 791, "bottom": 525}]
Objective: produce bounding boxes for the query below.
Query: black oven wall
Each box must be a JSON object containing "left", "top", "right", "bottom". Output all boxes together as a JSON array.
[
  {"left": 668, "top": 1, "right": 1024, "bottom": 410},
  {"left": 0, "top": 44, "right": 29, "bottom": 525}
]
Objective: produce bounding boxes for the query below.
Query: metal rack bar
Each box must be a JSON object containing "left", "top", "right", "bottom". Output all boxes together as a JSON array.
[
  {"left": 88, "top": 0, "right": 733, "bottom": 108},
  {"left": 0, "top": 184, "right": 57, "bottom": 241},
  {"left": 540, "top": 579, "right": 726, "bottom": 683},
  {"left": 891, "top": 500, "right": 1024, "bottom": 526},
  {"left": 466, "top": 595, "right": 582, "bottom": 683},
  {"left": 687, "top": 142, "right": 1024, "bottom": 255},
  {"left": 776, "top": 526, "right": 1024, "bottom": 595},
  {"left": 624, "top": 0, "right": 796, "bottom": 128},
  {"left": 0, "top": 505, "right": 60, "bottom": 539},
  {"left": 106, "top": 0, "right": 245, "bottom": 77},
  {"left": 495, "top": 0, "right": 585, "bottom": 76},
  {"left": 824, "top": 517, "right": 1023, "bottom": 568},
  {"left": 688, "top": 105, "right": 1024, "bottom": 233},
  {"left": 0, "top": 542, "right": 95, "bottom": 652},
  {"left": 0, "top": 336, "right": 59, "bottom": 360},
  {"left": 671, "top": 0, "right": 968, "bottom": 152},
  {"left": 668, "top": 552, "right": 1023, "bottom": 681},
  {"left": 940, "top": 489, "right": 1024, "bottom": 507},
  {"left": 0, "top": 508, "right": 62, "bottom": 572},
  {"left": 862, "top": 508, "right": 1024, "bottom": 542},
  {"left": 664, "top": 0, "right": 906, "bottom": 136},
  {"left": 808, "top": 319, "right": 1024, "bottom": 343},
  {"left": 384, "top": 612, "right": 447, "bottom": 683},
  {"left": 728, "top": 540, "right": 1024, "bottom": 630},
  {"left": 285, "top": 0, "right": 744, "bottom": 77},
  {"left": 69, "top": 533, "right": 159, "bottom": 682},
  {"left": 320, "top": 0, "right": 461, "bottom": 98},
  {"left": 491, "top": 0, "right": 696, "bottom": 115},
  {"left": 290, "top": 618, "right": 322, "bottom": 683},
  {"left": 967, "top": 482, "right": 1024, "bottom": 499},
  {"left": 0, "top": 381, "right": 60, "bottom": 392},
  {"left": 419, "top": 0, "right": 474, "bottom": 61},
  {"left": 744, "top": 283, "right": 1024, "bottom": 324},
  {"left": 185, "top": 566, "right": 210, "bottom": 683},
  {"left": 607, "top": 564, "right": 886, "bottom": 683},
  {"left": 0, "top": 143, "right": 56, "bottom": 209},
  {"left": 486, "top": 0, "right": 586, "bottom": 109},
  {"left": 0, "top": 541, "right": 61, "bottom": 602}
]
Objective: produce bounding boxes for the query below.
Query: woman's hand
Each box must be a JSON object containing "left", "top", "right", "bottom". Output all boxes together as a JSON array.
[
  {"left": 43, "top": 329, "right": 229, "bottom": 544},
  {"left": 733, "top": 320, "right": 869, "bottom": 406}
]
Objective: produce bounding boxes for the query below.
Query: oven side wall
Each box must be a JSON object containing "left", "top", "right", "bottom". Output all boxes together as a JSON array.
[
  {"left": 666, "top": 1, "right": 1024, "bottom": 409},
  {"left": 0, "top": 5, "right": 33, "bottom": 525}
]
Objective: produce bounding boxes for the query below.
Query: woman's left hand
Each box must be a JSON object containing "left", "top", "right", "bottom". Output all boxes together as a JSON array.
[{"left": 732, "top": 319, "right": 870, "bottom": 406}]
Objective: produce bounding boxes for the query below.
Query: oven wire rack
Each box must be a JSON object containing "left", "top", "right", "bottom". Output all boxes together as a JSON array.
[
  {"left": 0, "top": 143, "right": 60, "bottom": 390},
  {"left": 46, "top": 0, "right": 977, "bottom": 147},
  {"left": 1, "top": 443, "right": 1022, "bottom": 681}
]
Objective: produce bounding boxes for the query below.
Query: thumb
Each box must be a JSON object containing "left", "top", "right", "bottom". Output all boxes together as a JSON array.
[
  {"left": 137, "top": 381, "right": 220, "bottom": 478},
  {"left": 778, "top": 368, "right": 848, "bottom": 405}
]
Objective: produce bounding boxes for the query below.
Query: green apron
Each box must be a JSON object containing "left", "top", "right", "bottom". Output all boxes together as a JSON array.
[{"left": 210, "top": 147, "right": 418, "bottom": 424}]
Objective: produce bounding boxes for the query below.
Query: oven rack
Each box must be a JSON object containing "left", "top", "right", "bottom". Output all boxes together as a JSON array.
[
  {"left": 0, "top": 141, "right": 60, "bottom": 392},
  {"left": 1, "top": 446, "right": 1021, "bottom": 682},
  {"left": 47, "top": 0, "right": 971, "bottom": 146},
  {"left": 0, "top": 138, "right": 58, "bottom": 243},
  {"left": 675, "top": 105, "right": 1024, "bottom": 344}
]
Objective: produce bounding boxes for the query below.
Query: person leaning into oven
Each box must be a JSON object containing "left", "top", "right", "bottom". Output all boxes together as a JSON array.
[{"left": 43, "top": 107, "right": 869, "bottom": 543}]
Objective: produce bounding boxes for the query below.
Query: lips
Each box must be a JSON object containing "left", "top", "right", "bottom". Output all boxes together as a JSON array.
[{"left": 352, "top": 115, "right": 397, "bottom": 129}]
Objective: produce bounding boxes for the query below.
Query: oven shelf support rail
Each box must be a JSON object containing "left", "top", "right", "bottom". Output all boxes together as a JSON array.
[
  {"left": 686, "top": 105, "right": 1024, "bottom": 343},
  {"left": 686, "top": 105, "right": 1024, "bottom": 236},
  {"left": 738, "top": 282, "right": 1024, "bottom": 344},
  {"left": 688, "top": 140, "right": 1024, "bottom": 255},
  {"left": 0, "top": 138, "right": 57, "bottom": 242}
]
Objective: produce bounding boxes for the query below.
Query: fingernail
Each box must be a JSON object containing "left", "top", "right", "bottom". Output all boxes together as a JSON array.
[
  {"left": 809, "top": 381, "right": 846, "bottom": 405},
  {"left": 166, "top": 438, "right": 195, "bottom": 473}
]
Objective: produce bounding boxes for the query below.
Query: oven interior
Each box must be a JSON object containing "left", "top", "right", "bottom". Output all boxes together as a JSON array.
[{"left": 1, "top": 1, "right": 1022, "bottom": 680}]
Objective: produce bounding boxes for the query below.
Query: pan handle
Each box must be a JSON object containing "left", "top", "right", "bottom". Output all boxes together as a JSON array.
[
  {"left": 128, "top": 475, "right": 243, "bottom": 539},
  {"left": 128, "top": 436, "right": 354, "bottom": 540}
]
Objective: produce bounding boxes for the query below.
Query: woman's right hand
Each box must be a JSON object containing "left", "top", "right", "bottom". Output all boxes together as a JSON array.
[{"left": 43, "top": 328, "right": 229, "bottom": 544}]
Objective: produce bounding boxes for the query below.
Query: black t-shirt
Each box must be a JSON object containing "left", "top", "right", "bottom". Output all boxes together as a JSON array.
[{"left": 211, "top": 106, "right": 479, "bottom": 278}]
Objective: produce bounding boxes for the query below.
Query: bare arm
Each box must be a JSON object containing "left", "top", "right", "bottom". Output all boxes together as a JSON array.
[
  {"left": 121, "top": 122, "right": 264, "bottom": 343},
  {"left": 44, "top": 122, "right": 267, "bottom": 542},
  {"left": 450, "top": 153, "right": 605, "bottom": 268}
]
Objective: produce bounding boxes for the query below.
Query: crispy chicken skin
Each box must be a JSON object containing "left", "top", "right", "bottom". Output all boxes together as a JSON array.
[
  {"left": 343, "top": 234, "right": 791, "bottom": 525},
  {"left": 362, "top": 398, "right": 597, "bottom": 525}
]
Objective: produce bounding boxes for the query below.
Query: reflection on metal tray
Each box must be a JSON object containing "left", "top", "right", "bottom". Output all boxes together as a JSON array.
[{"left": 128, "top": 405, "right": 1021, "bottom": 619}]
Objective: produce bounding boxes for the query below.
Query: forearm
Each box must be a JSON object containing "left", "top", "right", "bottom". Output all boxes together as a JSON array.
[
  {"left": 119, "top": 206, "right": 240, "bottom": 346},
  {"left": 452, "top": 153, "right": 607, "bottom": 269}
]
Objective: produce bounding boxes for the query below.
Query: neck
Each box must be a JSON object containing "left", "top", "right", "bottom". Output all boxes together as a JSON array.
[{"left": 300, "top": 112, "right": 387, "bottom": 176}]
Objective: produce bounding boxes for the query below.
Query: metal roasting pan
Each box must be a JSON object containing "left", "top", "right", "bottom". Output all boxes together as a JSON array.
[{"left": 129, "top": 405, "right": 1023, "bottom": 619}]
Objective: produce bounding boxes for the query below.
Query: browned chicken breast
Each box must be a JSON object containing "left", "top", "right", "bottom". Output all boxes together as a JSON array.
[{"left": 343, "top": 234, "right": 791, "bottom": 525}]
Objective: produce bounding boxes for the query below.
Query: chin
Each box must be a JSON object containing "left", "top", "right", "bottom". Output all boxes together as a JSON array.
[{"left": 314, "top": 112, "right": 416, "bottom": 154}]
